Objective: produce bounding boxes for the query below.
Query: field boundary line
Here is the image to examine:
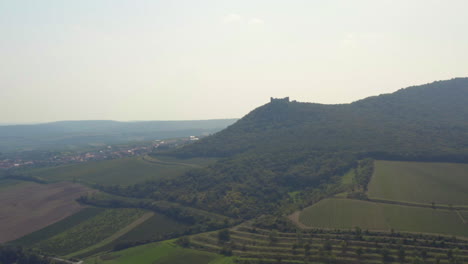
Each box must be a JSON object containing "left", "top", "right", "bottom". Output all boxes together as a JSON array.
[
  {"left": 355, "top": 197, "right": 468, "bottom": 211},
  {"left": 457, "top": 210, "right": 467, "bottom": 224},
  {"left": 142, "top": 156, "right": 202, "bottom": 168},
  {"left": 65, "top": 211, "right": 154, "bottom": 258}
]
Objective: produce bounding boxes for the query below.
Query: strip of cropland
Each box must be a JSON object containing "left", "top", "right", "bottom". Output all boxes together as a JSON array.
[
  {"left": 367, "top": 160, "right": 468, "bottom": 205},
  {"left": 23, "top": 156, "right": 216, "bottom": 186},
  {"left": 84, "top": 240, "right": 235, "bottom": 264},
  {"left": 128, "top": 223, "right": 468, "bottom": 264},
  {"left": 0, "top": 181, "right": 92, "bottom": 243},
  {"left": 298, "top": 198, "right": 468, "bottom": 238}
]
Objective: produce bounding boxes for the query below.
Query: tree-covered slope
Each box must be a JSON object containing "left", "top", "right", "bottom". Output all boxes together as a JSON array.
[
  {"left": 174, "top": 78, "right": 468, "bottom": 158},
  {"left": 105, "top": 78, "right": 468, "bottom": 219}
]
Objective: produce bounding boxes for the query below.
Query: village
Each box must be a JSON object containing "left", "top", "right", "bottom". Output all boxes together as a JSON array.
[{"left": 0, "top": 136, "right": 199, "bottom": 170}]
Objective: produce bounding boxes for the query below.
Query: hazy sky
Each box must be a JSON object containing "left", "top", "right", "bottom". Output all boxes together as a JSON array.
[{"left": 1, "top": 0, "right": 467, "bottom": 123}]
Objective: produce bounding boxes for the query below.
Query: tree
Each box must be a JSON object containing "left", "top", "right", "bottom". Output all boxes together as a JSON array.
[
  {"left": 291, "top": 243, "right": 298, "bottom": 255},
  {"left": 447, "top": 249, "right": 453, "bottom": 259},
  {"left": 269, "top": 230, "right": 278, "bottom": 245},
  {"left": 220, "top": 246, "right": 232, "bottom": 256},
  {"left": 354, "top": 226, "right": 363, "bottom": 240},
  {"left": 340, "top": 240, "right": 348, "bottom": 253},
  {"left": 217, "top": 229, "right": 230, "bottom": 244},
  {"left": 175, "top": 236, "right": 190, "bottom": 247},
  {"left": 398, "top": 247, "right": 406, "bottom": 263},
  {"left": 420, "top": 249, "right": 428, "bottom": 260},
  {"left": 355, "top": 247, "right": 363, "bottom": 259},
  {"left": 382, "top": 247, "right": 394, "bottom": 263},
  {"left": 323, "top": 240, "right": 333, "bottom": 252},
  {"left": 411, "top": 256, "right": 423, "bottom": 264},
  {"left": 304, "top": 243, "right": 311, "bottom": 256}
]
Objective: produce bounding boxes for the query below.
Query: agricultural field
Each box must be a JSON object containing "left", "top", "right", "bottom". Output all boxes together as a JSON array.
[
  {"left": 23, "top": 155, "right": 216, "bottom": 186},
  {"left": 185, "top": 224, "right": 468, "bottom": 264},
  {"left": 35, "top": 208, "right": 147, "bottom": 256},
  {"left": 460, "top": 211, "right": 468, "bottom": 224},
  {"left": 10, "top": 207, "right": 105, "bottom": 247},
  {"left": 299, "top": 198, "right": 468, "bottom": 238},
  {"left": 0, "top": 178, "right": 23, "bottom": 190},
  {"left": 114, "top": 212, "right": 188, "bottom": 244},
  {"left": 0, "top": 181, "right": 92, "bottom": 243},
  {"left": 144, "top": 155, "right": 217, "bottom": 168},
  {"left": 367, "top": 160, "right": 468, "bottom": 205},
  {"left": 70, "top": 211, "right": 189, "bottom": 259},
  {"left": 85, "top": 241, "right": 235, "bottom": 264},
  {"left": 340, "top": 169, "right": 355, "bottom": 186}
]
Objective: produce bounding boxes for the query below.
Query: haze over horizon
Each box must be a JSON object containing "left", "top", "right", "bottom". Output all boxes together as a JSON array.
[{"left": 1, "top": 0, "right": 468, "bottom": 123}]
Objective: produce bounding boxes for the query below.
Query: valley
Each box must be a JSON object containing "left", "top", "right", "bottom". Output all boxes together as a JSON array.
[{"left": 2, "top": 78, "right": 468, "bottom": 264}]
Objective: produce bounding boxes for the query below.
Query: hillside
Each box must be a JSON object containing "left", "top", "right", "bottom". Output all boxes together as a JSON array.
[
  {"left": 0, "top": 119, "right": 237, "bottom": 152},
  {"left": 5, "top": 78, "right": 468, "bottom": 263},
  {"left": 175, "top": 78, "right": 468, "bottom": 158},
  {"left": 117, "top": 78, "right": 468, "bottom": 218}
]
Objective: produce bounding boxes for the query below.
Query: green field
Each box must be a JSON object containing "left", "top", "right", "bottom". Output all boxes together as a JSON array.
[
  {"left": 85, "top": 241, "right": 235, "bottom": 264},
  {"left": 115, "top": 212, "right": 188, "bottom": 243},
  {"left": 340, "top": 168, "right": 355, "bottom": 186},
  {"left": 0, "top": 179, "right": 23, "bottom": 190},
  {"left": 367, "top": 160, "right": 468, "bottom": 205},
  {"left": 36, "top": 208, "right": 147, "bottom": 255},
  {"left": 73, "top": 212, "right": 190, "bottom": 258},
  {"left": 24, "top": 156, "right": 216, "bottom": 185},
  {"left": 186, "top": 223, "right": 468, "bottom": 264},
  {"left": 461, "top": 211, "right": 468, "bottom": 223},
  {"left": 299, "top": 198, "right": 468, "bottom": 237},
  {"left": 9, "top": 207, "right": 105, "bottom": 247}
]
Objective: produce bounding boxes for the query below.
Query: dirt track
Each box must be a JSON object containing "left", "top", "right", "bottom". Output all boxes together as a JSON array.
[{"left": 0, "top": 182, "right": 92, "bottom": 243}]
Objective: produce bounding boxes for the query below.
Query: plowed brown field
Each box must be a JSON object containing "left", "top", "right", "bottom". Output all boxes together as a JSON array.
[{"left": 0, "top": 181, "right": 92, "bottom": 243}]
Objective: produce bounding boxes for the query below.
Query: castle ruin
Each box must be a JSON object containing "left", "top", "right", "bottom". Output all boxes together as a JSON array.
[{"left": 270, "top": 97, "right": 290, "bottom": 103}]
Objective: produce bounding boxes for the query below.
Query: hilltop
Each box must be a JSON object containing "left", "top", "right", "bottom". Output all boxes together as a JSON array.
[
  {"left": 5, "top": 78, "right": 468, "bottom": 264},
  {"left": 174, "top": 78, "right": 468, "bottom": 158},
  {"left": 100, "top": 78, "right": 468, "bottom": 219}
]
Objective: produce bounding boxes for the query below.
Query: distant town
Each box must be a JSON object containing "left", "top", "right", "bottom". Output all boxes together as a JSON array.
[{"left": 0, "top": 136, "right": 200, "bottom": 170}]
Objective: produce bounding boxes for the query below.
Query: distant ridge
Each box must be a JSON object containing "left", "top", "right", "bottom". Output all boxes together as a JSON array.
[{"left": 0, "top": 119, "right": 237, "bottom": 152}]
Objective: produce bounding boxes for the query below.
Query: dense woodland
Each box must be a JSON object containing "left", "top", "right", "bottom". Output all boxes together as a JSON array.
[
  {"left": 96, "top": 78, "right": 468, "bottom": 220},
  {"left": 0, "top": 246, "right": 51, "bottom": 264}
]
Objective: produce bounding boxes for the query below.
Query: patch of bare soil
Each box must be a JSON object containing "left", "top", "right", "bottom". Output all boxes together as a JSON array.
[
  {"left": 0, "top": 182, "right": 93, "bottom": 243},
  {"left": 288, "top": 210, "right": 311, "bottom": 229}
]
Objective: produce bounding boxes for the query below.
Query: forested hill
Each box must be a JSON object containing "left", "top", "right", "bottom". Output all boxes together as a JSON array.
[
  {"left": 116, "top": 78, "right": 468, "bottom": 218},
  {"left": 173, "top": 78, "right": 468, "bottom": 158}
]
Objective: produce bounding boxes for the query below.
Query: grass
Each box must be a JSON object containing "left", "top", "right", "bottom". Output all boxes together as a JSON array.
[
  {"left": 84, "top": 241, "right": 235, "bottom": 264},
  {"left": 9, "top": 207, "right": 105, "bottom": 247},
  {"left": 0, "top": 179, "right": 23, "bottom": 190},
  {"left": 145, "top": 155, "right": 217, "bottom": 167},
  {"left": 340, "top": 168, "right": 355, "bottom": 186},
  {"left": 367, "top": 160, "right": 468, "bottom": 205},
  {"left": 66, "top": 212, "right": 154, "bottom": 258},
  {"left": 299, "top": 198, "right": 468, "bottom": 238},
  {"left": 186, "top": 224, "right": 468, "bottom": 264},
  {"left": 114, "top": 212, "right": 188, "bottom": 243},
  {"left": 36, "top": 208, "right": 147, "bottom": 256},
  {"left": 461, "top": 211, "right": 468, "bottom": 223},
  {"left": 24, "top": 156, "right": 216, "bottom": 185},
  {"left": 73, "top": 212, "right": 189, "bottom": 258}
]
